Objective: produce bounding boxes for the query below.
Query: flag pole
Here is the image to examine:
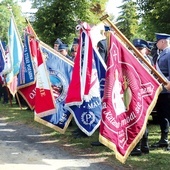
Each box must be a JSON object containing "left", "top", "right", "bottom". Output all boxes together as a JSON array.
[
  {"left": 100, "top": 14, "right": 167, "bottom": 85},
  {"left": 24, "top": 18, "right": 74, "bottom": 66},
  {"left": 25, "top": 18, "right": 38, "bottom": 38}
]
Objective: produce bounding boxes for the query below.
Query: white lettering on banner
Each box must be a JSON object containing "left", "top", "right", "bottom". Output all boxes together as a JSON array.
[
  {"left": 137, "top": 92, "right": 142, "bottom": 100},
  {"left": 29, "top": 88, "right": 36, "bottom": 99},
  {"left": 104, "top": 110, "right": 137, "bottom": 128},
  {"left": 59, "top": 113, "right": 67, "bottom": 124},
  {"left": 88, "top": 100, "right": 100, "bottom": 109},
  {"left": 105, "top": 111, "right": 120, "bottom": 128},
  {"left": 27, "top": 64, "right": 34, "bottom": 80},
  {"left": 140, "top": 85, "right": 153, "bottom": 95},
  {"left": 120, "top": 112, "right": 136, "bottom": 126},
  {"left": 25, "top": 53, "right": 30, "bottom": 64},
  {"left": 37, "top": 72, "right": 46, "bottom": 97},
  {"left": 135, "top": 102, "right": 142, "bottom": 114}
]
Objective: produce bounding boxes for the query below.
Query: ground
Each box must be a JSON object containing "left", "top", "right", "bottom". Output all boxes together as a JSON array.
[{"left": 0, "top": 117, "right": 115, "bottom": 170}]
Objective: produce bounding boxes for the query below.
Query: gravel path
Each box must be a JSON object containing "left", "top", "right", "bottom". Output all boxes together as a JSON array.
[{"left": 0, "top": 117, "right": 114, "bottom": 170}]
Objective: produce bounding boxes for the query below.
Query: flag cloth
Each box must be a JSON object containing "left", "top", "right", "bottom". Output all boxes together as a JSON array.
[
  {"left": 34, "top": 40, "right": 56, "bottom": 117},
  {"left": 34, "top": 42, "right": 73, "bottom": 133},
  {"left": 5, "top": 17, "right": 23, "bottom": 96},
  {"left": 99, "top": 32, "right": 162, "bottom": 163},
  {"left": 18, "top": 34, "right": 35, "bottom": 88},
  {"left": 17, "top": 26, "right": 38, "bottom": 109},
  {"left": 0, "top": 40, "right": 5, "bottom": 73},
  {"left": 0, "top": 40, "right": 5, "bottom": 84},
  {"left": 2, "top": 47, "right": 12, "bottom": 75},
  {"left": 65, "top": 23, "right": 103, "bottom": 136},
  {"left": 18, "top": 84, "right": 36, "bottom": 109}
]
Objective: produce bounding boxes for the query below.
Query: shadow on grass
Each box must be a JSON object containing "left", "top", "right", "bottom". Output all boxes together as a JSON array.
[{"left": 1, "top": 103, "right": 170, "bottom": 170}]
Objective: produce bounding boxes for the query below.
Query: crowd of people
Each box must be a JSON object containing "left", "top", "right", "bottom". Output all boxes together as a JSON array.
[{"left": 53, "top": 37, "right": 79, "bottom": 62}]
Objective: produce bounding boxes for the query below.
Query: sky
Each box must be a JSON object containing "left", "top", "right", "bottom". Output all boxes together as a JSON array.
[
  {"left": 106, "top": 0, "right": 123, "bottom": 20},
  {"left": 19, "top": 0, "right": 123, "bottom": 19}
]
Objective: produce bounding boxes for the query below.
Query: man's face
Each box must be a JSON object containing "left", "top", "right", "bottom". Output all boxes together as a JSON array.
[
  {"left": 136, "top": 47, "right": 149, "bottom": 56},
  {"left": 54, "top": 44, "right": 59, "bottom": 51},
  {"left": 72, "top": 44, "right": 79, "bottom": 52},
  {"left": 156, "top": 39, "right": 165, "bottom": 50},
  {"left": 59, "top": 49, "right": 68, "bottom": 56}
]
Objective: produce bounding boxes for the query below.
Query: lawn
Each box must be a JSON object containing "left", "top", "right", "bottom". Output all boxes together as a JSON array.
[{"left": 0, "top": 100, "right": 170, "bottom": 170}]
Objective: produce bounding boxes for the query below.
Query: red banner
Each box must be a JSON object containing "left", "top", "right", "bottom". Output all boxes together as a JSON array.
[
  {"left": 99, "top": 32, "right": 162, "bottom": 163},
  {"left": 18, "top": 84, "right": 36, "bottom": 109},
  {"left": 34, "top": 41, "right": 56, "bottom": 117}
]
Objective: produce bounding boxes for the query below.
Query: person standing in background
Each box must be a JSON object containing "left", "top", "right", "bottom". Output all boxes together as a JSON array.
[
  {"left": 54, "top": 38, "right": 63, "bottom": 51},
  {"left": 130, "top": 38, "right": 152, "bottom": 156},
  {"left": 151, "top": 33, "right": 170, "bottom": 150}
]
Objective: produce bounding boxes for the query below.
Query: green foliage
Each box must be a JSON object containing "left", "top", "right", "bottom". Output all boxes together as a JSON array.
[
  {"left": 137, "top": 0, "right": 170, "bottom": 40},
  {"left": 0, "top": 0, "right": 26, "bottom": 43},
  {"left": 32, "top": 0, "right": 107, "bottom": 47},
  {"left": 116, "top": 0, "right": 139, "bottom": 41}
]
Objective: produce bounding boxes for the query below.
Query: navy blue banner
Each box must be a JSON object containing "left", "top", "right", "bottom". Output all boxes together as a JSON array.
[{"left": 18, "top": 34, "right": 35, "bottom": 88}]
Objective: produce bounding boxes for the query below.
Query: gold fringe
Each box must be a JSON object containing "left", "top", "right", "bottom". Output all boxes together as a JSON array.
[
  {"left": 34, "top": 114, "right": 73, "bottom": 134},
  {"left": 99, "top": 85, "right": 162, "bottom": 164}
]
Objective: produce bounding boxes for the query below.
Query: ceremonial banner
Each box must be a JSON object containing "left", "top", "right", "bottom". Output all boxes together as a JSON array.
[
  {"left": 17, "top": 26, "right": 37, "bottom": 109},
  {"left": 34, "top": 43, "right": 73, "bottom": 133},
  {"left": 2, "top": 47, "right": 12, "bottom": 75},
  {"left": 18, "top": 34, "right": 35, "bottom": 88},
  {"left": 18, "top": 84, "right": 36, "bottom": 109},
  {"left": 6, "top": 17, "right": 23, "bottom": 96},
  {"left": 34, "top": 40, "right": 56, "bottom": 117},
  {"left": 0, "top": 40, "right": 5, "bottom": 73},
  {"left": 65, "top": 23, "right": 103, "bottom": 136},
  {"left": 99, "top": 32, "right": 162, "bottom": 163}
]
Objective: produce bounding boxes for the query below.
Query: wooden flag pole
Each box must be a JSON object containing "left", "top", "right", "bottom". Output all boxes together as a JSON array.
[{"left": 100, "top": 14, "right": 168, "bottom": 85}]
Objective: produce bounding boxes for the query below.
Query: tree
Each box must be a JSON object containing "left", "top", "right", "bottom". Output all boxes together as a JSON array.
[
  {"left": 136, "top": 0, "right": 170, "bottom": 40},
  {"left": 116, "top": 0, "right": 139, "bottom": 41},
  {"left": 0, "top": 0, "right": 26, "bottom": 43},
  {"left": 32, "top": 0, "right": 107, "bottom": 47}
]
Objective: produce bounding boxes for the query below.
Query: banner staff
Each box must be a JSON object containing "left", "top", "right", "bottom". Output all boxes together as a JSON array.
[
  {"left": 100, "top": 14, "right": 168, "bottom": 85},
  {"left": 25, "top": 18, "right": 74, "bottom": 66}
]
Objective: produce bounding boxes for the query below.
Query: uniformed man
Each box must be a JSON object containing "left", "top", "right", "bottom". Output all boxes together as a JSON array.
[
  {"left": 151, "top": 33, "right": 170, "bottom": 150},
  {"left": 70, "top": 38, "right": 79, "bottom": 61},
  {"left": 54, "top": 38, "right": 63, "bottom": 51},
  {"left": 58, "top": 44, "right": 73, "bottom": 61},
  {"left": 133, "top": 38, "right": 153, "bottom": 66},
  {"left": 130, "top": 38, "right": 152, "bottom": 156},
  {"left": 96, "top": 25, "right": 110, "bottom": 64}
]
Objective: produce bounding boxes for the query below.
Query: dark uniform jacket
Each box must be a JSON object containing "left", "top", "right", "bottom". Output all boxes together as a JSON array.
[
  {"left": 157, "top": 47, "right": 170, "bottom": 93},
  {"left": 97, "top": 39, "right": 107, "bottom": 64}
]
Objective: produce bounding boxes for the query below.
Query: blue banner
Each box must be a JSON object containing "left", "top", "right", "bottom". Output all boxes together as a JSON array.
[
  {"left": 18, "top": 34, "right": 35, "bottom": 88},
  {"left": 35, "top": 43, "right": 73, "bottom": 134},
  {"left": 0, "top": 40, "right": 5, "bottom": 73}
]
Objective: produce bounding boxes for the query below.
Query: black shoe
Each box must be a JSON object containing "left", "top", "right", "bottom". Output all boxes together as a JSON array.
[
  {"left": 72, "top": 128, "right": 81, "bottom": 136},
  {"left": 73, "top": 130, "right": 88, "bottom": 138},
  {"left": 91, "top": 141, "right": 104, "bottom": 146},
  {"left": 130, "top": 148, "right": 142, "bottom": 156},
  {"left": 151, "top": 140, "right": 169, "bottom": 148},
  {"left": 74, "top": 133, "right": 88, "bottom": 139},
  {"left": 165, "top": 146, "right": 170, "bottom": 151},
  {"left": 141, "top": 146, "right": 149, "bottom": 154}
]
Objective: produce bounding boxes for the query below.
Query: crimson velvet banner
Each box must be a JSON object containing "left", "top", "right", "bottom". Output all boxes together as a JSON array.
[{"left": 99, "top": 32, "right": 162, "bottom": 163}]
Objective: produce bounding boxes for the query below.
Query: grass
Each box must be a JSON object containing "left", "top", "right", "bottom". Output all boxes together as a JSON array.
[{"left": 0, "top": 100, "right": 170, "bottom": 170}]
